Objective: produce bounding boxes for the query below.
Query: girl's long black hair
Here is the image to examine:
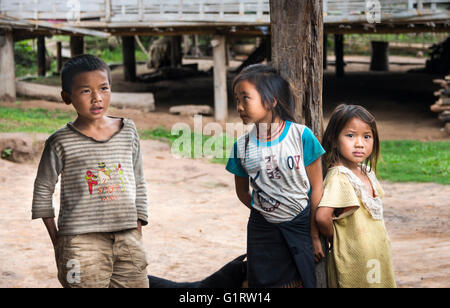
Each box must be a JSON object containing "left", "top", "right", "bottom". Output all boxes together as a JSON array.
[
  {"left": 232, "top": 64, "right": 296, "bottom": 162},
  {"left": 232, "top": 64, "right": 296, "bottom": 123}
]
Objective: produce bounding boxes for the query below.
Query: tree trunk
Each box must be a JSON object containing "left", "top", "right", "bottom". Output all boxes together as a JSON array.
[
  {"left": 270, "top": 0, "right": 324, "bottom": 137},
  {"left": 270, "top": 0, "right": 327, "bottom": 288}
]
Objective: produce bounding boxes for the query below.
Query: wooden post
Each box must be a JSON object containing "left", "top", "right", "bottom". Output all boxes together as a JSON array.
[
  {"left": 122, "top": 36, "right": 136, "bottom": 82},
  {"left": 270, "top": 0, "right": 327, "bottom": 288},
  {"left": 265, "top": 35, "right": 272, "bottom": 62},
  {"left": 70, "top": 36, "right": 84, "bottom": 57},
  {"left": 37, "top": 36, "right": 46, "bottom": 76},
  {"left": 0, "top": 31, "right": 16, "bottom": 102},
  {"left": 370, "top": 41, "right": 389, "bottom": 71},
  {"left": 170, "top": 36, "right": 182, "bottom": 68},
  {"left": 56, "top": 41, "right": 62, "bottom": 75},
  {"left": 182, "top": 35, "right": 191, "bottom": 55},
  {"left": 323, "top": 34, "right": 328, "bottom": 70},
  {"left": 194, "top": 34, "right": 200, "bottom": 57},
  {"left": 212, "top": 35, "right": 228, "bottom": 121},
  {"left": 334, "top": 34, "right": 344, "bottom": 78}
]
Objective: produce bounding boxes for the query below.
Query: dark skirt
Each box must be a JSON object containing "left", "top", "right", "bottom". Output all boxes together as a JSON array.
[{"left": 247, "top": 205, "right": 316, "bottom": 288}]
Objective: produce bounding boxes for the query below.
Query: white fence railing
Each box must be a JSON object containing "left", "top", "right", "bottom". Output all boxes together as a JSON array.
[{"left": 0, "top": 0, "right": 449, "bottom": 24}]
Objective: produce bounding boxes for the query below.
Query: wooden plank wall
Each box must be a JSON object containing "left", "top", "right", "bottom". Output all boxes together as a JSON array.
[{"left": 0, "top": 0, "right": 449, "bottom": 24}]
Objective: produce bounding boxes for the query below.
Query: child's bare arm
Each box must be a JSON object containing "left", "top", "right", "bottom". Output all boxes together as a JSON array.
[
  {"left": 234, "top": 175, "right": 252, "bottom": 209},
  {"left": 305, "top": 157, "right": 325, "bottom": 262},
  {"left": 315, "top": 207, "right": 335, "bottom": 239},
  {"left": 42, "top": 217, "right": 58, "bottom": 247}
]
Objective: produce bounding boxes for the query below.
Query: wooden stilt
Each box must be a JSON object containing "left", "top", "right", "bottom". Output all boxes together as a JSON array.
[
  {"left": 323, "top": 34, "right": 328, "bottom": 69},
  {"left": 122, "top": 36, "right": 136, "bottom": 82},
  {"left": 335, "top": 34, "right": 344, "bottom": 78},
  {"left": 70, "top": 36, "right": 84, "bottom": 57},
  {"left": 56, "top": 41, "right": 62, "bottom": 75},
  {"left": 37, "top": 36, "right": 46, "bottom": 76},
  {"left": 212, "top": 35, "right": 228, "bottom": 121},
  {"left": 370, "top": 41, "right": 390, "bottom": 71},
  {"left": 0, "top": 31, "right": 16, "bottom": 102}
]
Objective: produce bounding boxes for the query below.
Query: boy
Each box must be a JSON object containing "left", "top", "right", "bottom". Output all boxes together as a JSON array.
[{"left": 32, "top": 54, "right": 149, "bottom": 288}]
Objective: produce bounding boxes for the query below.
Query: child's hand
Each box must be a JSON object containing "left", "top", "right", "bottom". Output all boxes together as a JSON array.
[
  {"left": 312, "top": 237, "right": 325, "bottom": 263},
  {"left": 137, "top": 220, "right": 142, "bottom": 236}
]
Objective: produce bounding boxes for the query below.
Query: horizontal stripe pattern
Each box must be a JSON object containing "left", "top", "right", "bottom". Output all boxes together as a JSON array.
[{"left": 32, "top": 118, "right": 148, "bottom": 235}]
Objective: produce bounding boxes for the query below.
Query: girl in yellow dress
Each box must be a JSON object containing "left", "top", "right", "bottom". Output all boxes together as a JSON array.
[{"left": 316, "top": 104, "right": 396, "bottom": 288}]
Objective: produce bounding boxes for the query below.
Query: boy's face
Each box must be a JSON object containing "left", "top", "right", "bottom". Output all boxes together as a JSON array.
[{"left": 61, "top": 69, "right": 111, "bottom": 122}]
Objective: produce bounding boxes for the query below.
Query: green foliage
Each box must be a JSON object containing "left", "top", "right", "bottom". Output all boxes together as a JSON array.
[
  {"left": 1, "top": 148, "right": 13, "bottom": 159},
  {"left": 14, "top": 40, "right": 37, "bottom": 77}
]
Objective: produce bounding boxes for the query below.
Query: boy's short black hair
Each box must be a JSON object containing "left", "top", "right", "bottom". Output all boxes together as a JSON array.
[{"left": 61, "top": 54, "right": 111, "bottom": 93}]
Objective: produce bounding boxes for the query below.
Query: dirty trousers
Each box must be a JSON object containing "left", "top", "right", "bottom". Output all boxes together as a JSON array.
[{"left": 55, "top": 229, "right": 149, "bottom": 288}]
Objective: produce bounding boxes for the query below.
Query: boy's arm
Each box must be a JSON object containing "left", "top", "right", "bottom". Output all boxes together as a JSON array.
[
  {"left": 305, "top": 157, "right": 325, "bottom": 262},
  {"left": 132, "top": 129, "right": 148, "bottom": 226},
  {"left": 43, "top": 217, "right": 58, "bottom": 247},
  {"left": 234, "top": 175, "right": 252, "bottom": 210},
  {"left": 32, "top": 140, "right": 62, "bottom": 246}
]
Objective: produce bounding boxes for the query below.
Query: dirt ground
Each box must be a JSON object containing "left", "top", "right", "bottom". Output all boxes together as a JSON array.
[{"left": 0, "top": 57, "right": 449, "bottom": 288}]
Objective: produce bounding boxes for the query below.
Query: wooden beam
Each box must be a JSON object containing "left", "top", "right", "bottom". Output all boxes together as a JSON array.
[
  {"left": 212, "top": 35, "right": 228, "bottom": 121},
  {"left": 270, "top": 0, "right": 326, "bottom": 288},
  {"left": 0, "top": 31, "right": 16, "bottom": 102},
  {"left": 37, "top": 36, "right": 46, "bottom": 76},
  {"left": 122, "top": 36, "right": 136, "bottom": 82}
]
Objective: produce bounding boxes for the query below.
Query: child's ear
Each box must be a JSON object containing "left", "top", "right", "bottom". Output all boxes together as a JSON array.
[
  {"left": 272, "top": 99, "right": 278, "bottom": 108},
  {"left": 61, "top": 91, "right": 72, "bottom": 105}
]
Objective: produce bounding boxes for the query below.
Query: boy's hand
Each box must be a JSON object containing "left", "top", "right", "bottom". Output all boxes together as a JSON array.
[
  {"left": 137, "top": 220, "right": 142, "bottom": 236},
  {"left": 42, "top": 218, "right": 58, "bottom": 248},
  {"left": 312, "top": 237, "right": 325, "bottom": 263}
]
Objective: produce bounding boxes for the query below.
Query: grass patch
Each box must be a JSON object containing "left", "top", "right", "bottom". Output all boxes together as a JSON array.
[
  {"left": 378, "top": 140, "right": 450, "bottom": 185},
  {"left": 0, "top": 106, "right": 76, "bottom": 133},
  {"left": 139, "top": 127, "right": 234, "bottom": 165},
  {"left": 1, "top": 106, "right": 448, "bottom": 184}
]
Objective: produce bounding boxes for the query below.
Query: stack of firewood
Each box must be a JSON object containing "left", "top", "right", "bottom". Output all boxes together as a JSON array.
[{"left": 431, "top": 75, "right": 450, "bottom": 135}]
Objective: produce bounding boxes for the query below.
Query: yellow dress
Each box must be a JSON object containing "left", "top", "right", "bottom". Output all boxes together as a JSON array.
[{"left": 319, "top": 166, "right": 397, "bottom": 288}]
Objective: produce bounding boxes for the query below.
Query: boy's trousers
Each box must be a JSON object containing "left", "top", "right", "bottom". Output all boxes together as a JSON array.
[{"left": 55, "top": 229, "right": 149, "bottom": 288}]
